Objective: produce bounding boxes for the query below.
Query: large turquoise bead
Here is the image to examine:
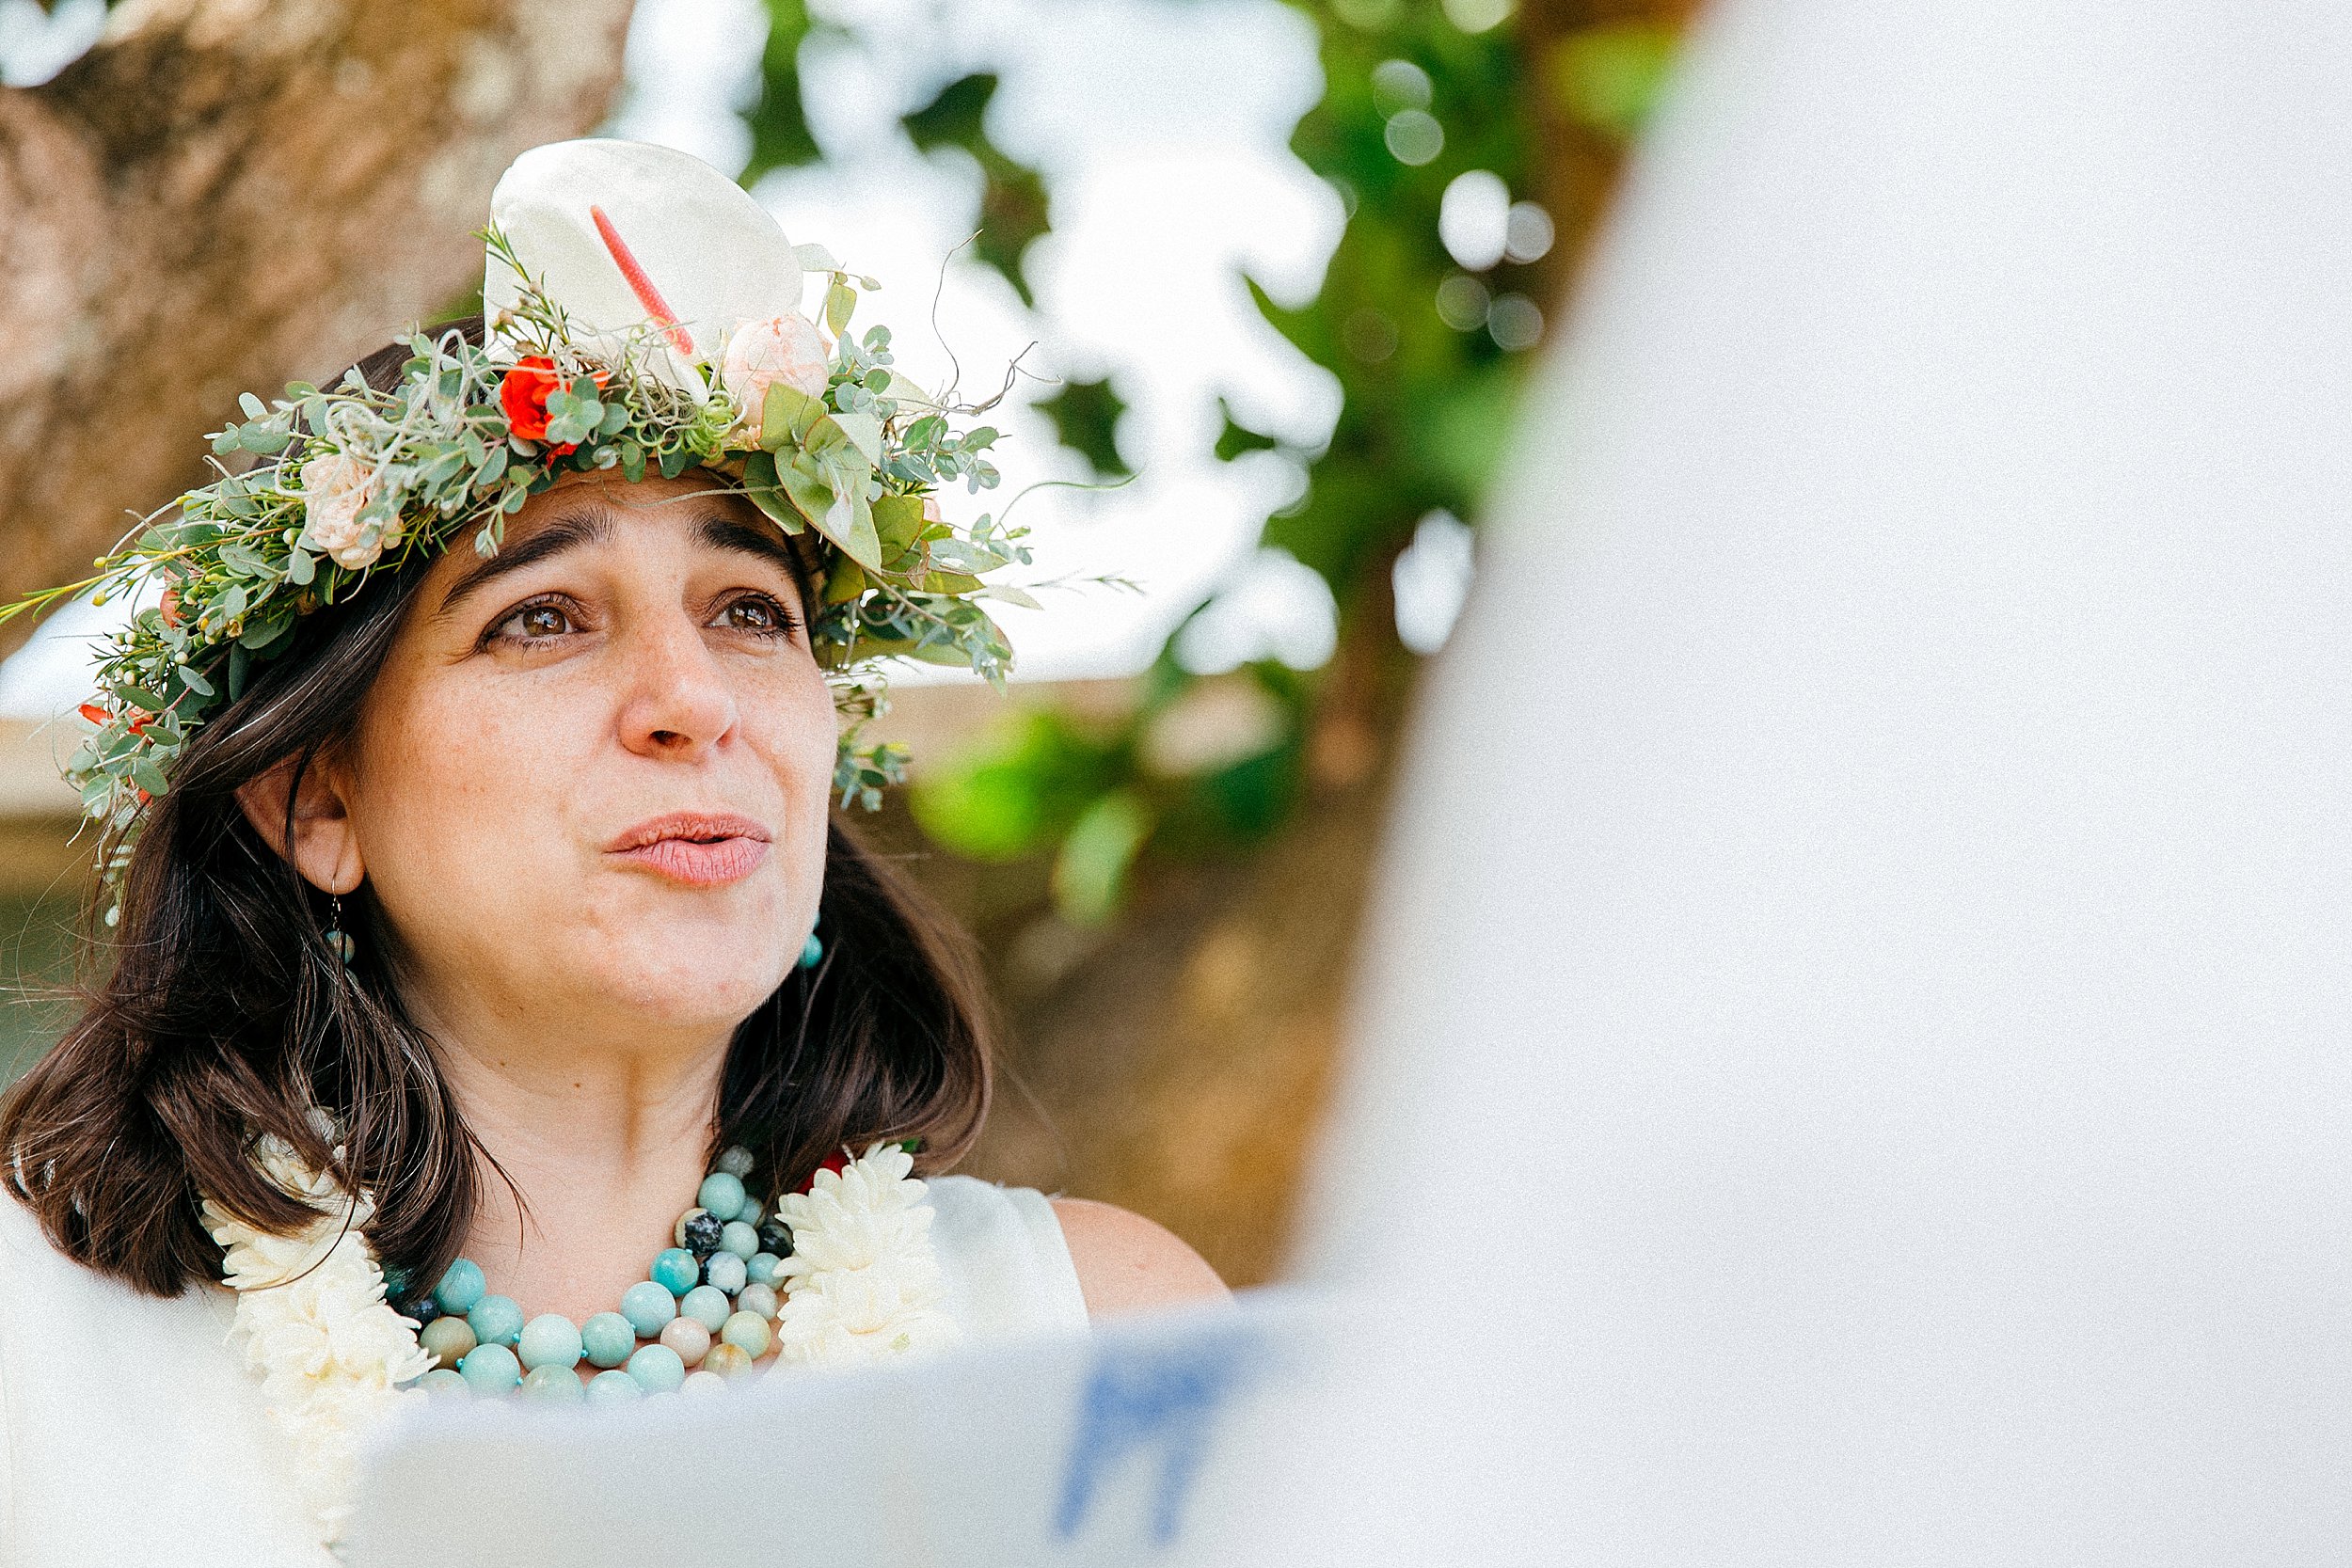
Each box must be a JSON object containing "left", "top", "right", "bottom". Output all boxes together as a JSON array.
[
  {"left": 719, "top": 1220, "right": 760, "bottom": 1261},
  {"left": 650, "top": 1247, "right": 700, "bottom": 1297},
  {"left": 418, "top": 1368, "right": 470, "bottom": 1400},
  {"left": 627, "top": 1342, "right": 687, "bottom": 1395},
  {"left": 799, "top": 932, "right": 823, "bottom": 969},
  {"left": 679, "top": 1284, "right": 732, "bottom": 1333},
  {"left": 697, "top": 1171, "right": 746, "bottom": 1223},
  {"left": 457, "top": 1341, "right": 521, "bottom": 1394},
  {"left": 620, "top": 1279, "right": 676, "bottom": 1337},
  {"left": 468, "top": 1293, "right": 524, "bottom": 1349},
  {"left": 584, "top": 1369, "right": 644, "bottom": 1405},
  {"left": 517, "top": 1313, "right": 583, "bottom": 1371},
  {"left": 581, "top": 1311, "right": 637, "bottom": 1370},
  {"left": 433, "top": 1259, "right": 486, "bottom": 1316},
  {"left": 519, "top": 1364, "right": 584, "bottom": 1403},
  {"left": 719, "top": 1310, "right": 772, "bottom": 1360}
]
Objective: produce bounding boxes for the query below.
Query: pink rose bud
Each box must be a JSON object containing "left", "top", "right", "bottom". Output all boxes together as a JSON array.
[
  {"left": 298, "top": 451, "right": 385, "bottom": 571},
  {"left": 721, "top": 314, "right": 831, "bottom": 443}
]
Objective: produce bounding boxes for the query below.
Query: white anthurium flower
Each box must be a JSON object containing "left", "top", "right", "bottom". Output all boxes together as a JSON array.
[{"left": 483, "top": 138, "right": 807, "bottom": 396}]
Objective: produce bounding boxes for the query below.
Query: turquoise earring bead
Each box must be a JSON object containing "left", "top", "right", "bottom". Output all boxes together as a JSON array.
[
  {"left": 650, "top": 1246, "right": 700, "bottom": 1296},
  {"left": 433, "top": 1259, "right": 486, "bottom": 1316},
  {"left": 799, "top": 931, "right": 823, "bottom": 969},
  {"left": 580, "top": 1312, "right": 636, "bottom": 1370},
  {"left": 468, "top": 1293, "right": 524, "bottom": 1349},
  {"left": 517, "top": 1313, "right": 583, "bottom": 1371},
  {"left": 584, "top": 1370, "right": 644, "bottom": 1405},
  {"left": 619, "top": 1279, "right": 676, "bottom": 1338},
  {"left": 697, "top": 1171, "right": 746, "bottom": 1223},
  {"left": 457, "top": 1342, "right": 522, "bottom": 1394}
]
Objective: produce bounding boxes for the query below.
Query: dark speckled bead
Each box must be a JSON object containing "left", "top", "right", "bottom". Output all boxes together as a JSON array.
[
  {"left": 408, "top": 1294, "right": 442, "bottom": 1327},
  {"left": 681, "top": 1209, "right": 725, "bottom": 1259},
  {"left": 757, "top": 1218, "right": 794, "bottom": 1259}
]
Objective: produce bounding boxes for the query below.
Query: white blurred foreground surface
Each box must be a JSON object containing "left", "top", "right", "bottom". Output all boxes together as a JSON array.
[
  {"left": 347, "top": 1294, "right": 1336, "bottom": 1566},
  {"left": 1279, "top": 0, "right": 2352, "bottom": 1562}
]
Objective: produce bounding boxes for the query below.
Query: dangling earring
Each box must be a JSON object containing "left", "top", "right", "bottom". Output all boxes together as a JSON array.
[
  {"left": 798, "top": 925, "right": 824, "bottom": 970},
  {"left": 325, "top": 894, "right": 357, "bottom": 965}
]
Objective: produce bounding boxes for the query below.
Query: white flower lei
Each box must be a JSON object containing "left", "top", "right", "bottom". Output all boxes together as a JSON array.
[
  {"left": 200, "top": 1135, "right": 434, "bottom": 1545},
  {"left": 207, "top": 1137, "right": 959, "bottom": 1549}
]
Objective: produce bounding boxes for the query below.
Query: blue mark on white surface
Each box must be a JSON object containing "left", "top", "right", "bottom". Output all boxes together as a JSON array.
[{"left": 1054, "top": 1328, "right": 1259, "bottom": 1547}]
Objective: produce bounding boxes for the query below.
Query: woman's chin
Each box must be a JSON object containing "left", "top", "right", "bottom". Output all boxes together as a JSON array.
[{"left": 558, "top": 935, "right": 797, "bottom": 1031}]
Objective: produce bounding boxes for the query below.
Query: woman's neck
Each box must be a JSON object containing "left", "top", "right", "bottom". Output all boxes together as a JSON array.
[{"left": 423, "top": 1007, "right": 735, "bottom": 1323}]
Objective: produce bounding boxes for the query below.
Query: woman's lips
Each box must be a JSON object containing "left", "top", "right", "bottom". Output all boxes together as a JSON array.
[{"left": 606, "top": 812, "right": 772, "bottom": 887}]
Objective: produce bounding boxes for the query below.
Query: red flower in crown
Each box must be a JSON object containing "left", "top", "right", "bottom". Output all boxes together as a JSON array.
[
  {"left": 499, "top": 356, "right": 611, "bottom": 456},
  {"left": 80, "top": 701, "right": 154, "bottom": 736},
  {"left": 499, "top": 356, "right": 566, "bottom": 445}
]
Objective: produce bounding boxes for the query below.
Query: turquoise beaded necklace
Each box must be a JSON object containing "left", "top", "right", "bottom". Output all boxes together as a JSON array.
[{"left": 393, "top": 1142, "right": 842, "bottom": 1403}]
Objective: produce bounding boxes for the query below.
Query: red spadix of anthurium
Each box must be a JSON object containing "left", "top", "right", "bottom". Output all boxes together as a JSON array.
[{"left": 591, "top": 204, "right": 697, "bottom": 358}]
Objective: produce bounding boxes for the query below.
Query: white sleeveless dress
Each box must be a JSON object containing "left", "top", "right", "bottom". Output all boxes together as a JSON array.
[{"left": 0, "top": 1176, "right": 1087, "bottom": 1566}]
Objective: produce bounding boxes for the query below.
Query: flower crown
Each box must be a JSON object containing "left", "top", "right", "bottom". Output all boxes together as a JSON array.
[{"left": 2, "top": 141, "right": 1027, "bottom": 895}]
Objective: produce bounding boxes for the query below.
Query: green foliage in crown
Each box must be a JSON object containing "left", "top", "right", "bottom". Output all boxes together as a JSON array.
[{"left": 2, "top": 229, "right": 1030, "bottom": 895}]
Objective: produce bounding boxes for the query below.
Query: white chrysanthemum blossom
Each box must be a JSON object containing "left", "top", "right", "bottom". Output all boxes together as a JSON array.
[
  {"left": 772, "top": 1141, "right": 961, "bottom": 1368},
  {"left": 202, "top": 1135, "right": 433, "bottom": 1545}
]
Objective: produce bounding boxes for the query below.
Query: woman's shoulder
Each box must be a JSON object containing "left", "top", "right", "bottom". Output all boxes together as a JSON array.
[
  {"left": 1046, "top": 1196, "right": 1231, "bottom": 1318},
  {"left": 919, "top": 1172, "right": 1227, "bottom": 1327}
]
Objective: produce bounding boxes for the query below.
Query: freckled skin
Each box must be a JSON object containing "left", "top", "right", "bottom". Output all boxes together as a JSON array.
[{"left": 347, "top": 469, "right": 836, "bottom": 1044}]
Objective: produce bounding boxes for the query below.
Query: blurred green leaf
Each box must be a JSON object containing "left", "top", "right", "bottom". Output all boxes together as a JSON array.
[
  {"left": 744, "top": 0, "right": 825, "bottom": 180},
  {"left": 1549, "top": 21, "right": 1678, "bottom": 141},
  {"left": 903, "top": 73, "right": 1050, "bottom": 304},
  {"left": 1038, "top": 377, "right": 1131, "bottom": 479},
  {"left": 1051, "top": 790, "right": 1154, "bottom": 926},
  {"left": 910, "top": 708, "right": 1124, "bottom": 863}
]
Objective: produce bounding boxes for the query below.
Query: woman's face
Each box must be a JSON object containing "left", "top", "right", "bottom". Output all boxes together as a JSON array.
[{"left": 337, "top": 469, "right": 835, "bottom": 1041}]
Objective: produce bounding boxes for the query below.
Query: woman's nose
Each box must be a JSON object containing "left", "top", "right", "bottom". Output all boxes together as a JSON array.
[{"left": 614, "top": 609, "right": 739, "bottom": 758}]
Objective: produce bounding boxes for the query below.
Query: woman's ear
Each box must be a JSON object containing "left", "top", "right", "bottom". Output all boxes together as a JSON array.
[{"left": 234, "top": 752, "right": 366, "bottom": 895}]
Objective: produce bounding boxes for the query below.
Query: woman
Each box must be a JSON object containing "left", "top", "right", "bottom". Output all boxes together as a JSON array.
[{"left": 0, "top": 139, "right": 1223, "bottom": 1562}]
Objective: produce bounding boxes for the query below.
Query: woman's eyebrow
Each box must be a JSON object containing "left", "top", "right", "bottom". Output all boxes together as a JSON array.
[
  {"left": 695, "top": 515, "right": 805, "bottom": 581},
  {"left": 435, "top": 510, "right": 613, "bottom": 615}
]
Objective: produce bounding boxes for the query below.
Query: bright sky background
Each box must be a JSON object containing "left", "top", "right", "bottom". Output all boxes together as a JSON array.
[{"left": 0, "top": 0, "right": 1356, "bottom": 715}]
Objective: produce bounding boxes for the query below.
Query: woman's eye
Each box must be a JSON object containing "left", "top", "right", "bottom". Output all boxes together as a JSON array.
[
  {"left": 718, "top": 595, "right": 795, "bottom": 636},
  {"left": 494, "top": 601, "right": 574, "bottom": 642}
]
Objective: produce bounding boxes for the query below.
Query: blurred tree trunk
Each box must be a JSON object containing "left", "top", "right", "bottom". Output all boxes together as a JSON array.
[
  {"left": 952, "top": 0, "right": 1691, "bottom": 1287},
  {"left": 0, "top": 0, "right": 637, "bottom": 648}
]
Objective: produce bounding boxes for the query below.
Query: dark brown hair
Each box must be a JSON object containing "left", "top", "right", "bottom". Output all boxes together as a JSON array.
[{"left": 0, "top": 324, "right": 993, "bottom": 1299}]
